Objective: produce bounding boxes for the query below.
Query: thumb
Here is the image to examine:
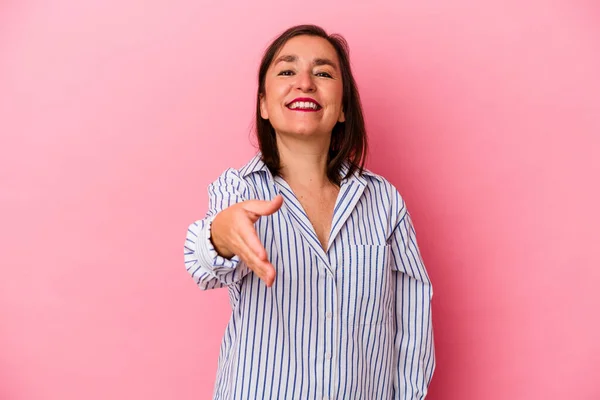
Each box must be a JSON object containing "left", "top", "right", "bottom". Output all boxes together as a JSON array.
[{"left": 243, "top": 195, "right": 284, "bottom": 217}]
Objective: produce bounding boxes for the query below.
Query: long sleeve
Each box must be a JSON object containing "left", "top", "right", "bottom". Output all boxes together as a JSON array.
[
  {"left": 390, "top": 201, "right": 436, "bottom": 399},
  {"left": 184, "top": 168, "right": 252, "bottom": 290}
]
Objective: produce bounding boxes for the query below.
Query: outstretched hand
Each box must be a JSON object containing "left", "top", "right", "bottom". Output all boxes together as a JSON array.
[{"left": 210, "top": 195, "right": 284, "bottom": 287}]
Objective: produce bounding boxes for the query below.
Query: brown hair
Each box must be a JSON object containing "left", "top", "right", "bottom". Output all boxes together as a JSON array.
[{"left": 255, "top": 24, "right": 368, "bottom": 185}]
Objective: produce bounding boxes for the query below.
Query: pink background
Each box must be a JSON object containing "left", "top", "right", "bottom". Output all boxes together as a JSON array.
[{"left": 1, "top": 1, "right": 599, "bottom": 399}]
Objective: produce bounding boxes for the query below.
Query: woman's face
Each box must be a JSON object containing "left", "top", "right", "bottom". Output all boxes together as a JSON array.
[{"left": 260, "top": 35, "right": 345, "bottom": 139}]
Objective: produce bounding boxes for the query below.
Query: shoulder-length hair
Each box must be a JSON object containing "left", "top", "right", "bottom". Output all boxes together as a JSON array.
[{"left": 255, "top": 24, "right": 368, "bottom": 185}]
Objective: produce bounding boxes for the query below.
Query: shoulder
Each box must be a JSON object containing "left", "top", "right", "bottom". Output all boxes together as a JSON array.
[
  {"left": 208, "top": 154, "right": 269, "bottom": 197},
  {"left": 211, "top": 154, "right": 264, "bottom": 182},
  {"left": 210, "top": 167, "right": 245, "bottom": 188},
  {"left": 362, "top": 168, "right": 403, "bottom": 201},
  {"left": 361, "top": 168, "right": 408, "bottom": 220}
]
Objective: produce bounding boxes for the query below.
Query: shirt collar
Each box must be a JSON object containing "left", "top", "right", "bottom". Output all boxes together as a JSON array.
[{"left": 239, "top": 152, "right": 269, "bottom": 177}]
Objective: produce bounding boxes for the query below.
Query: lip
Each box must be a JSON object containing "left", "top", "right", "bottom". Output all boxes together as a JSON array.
[{"left": 286, "top": 97, "right": 322, "bottom": 110}]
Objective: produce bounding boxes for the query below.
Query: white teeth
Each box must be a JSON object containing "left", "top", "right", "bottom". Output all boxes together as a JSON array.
[{"left": 289, "top": 101, "right": 319, "bottom": 110}]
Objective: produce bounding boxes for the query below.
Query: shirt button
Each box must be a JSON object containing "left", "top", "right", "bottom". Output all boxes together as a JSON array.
[
  {"left": 325, "top": 352, "right": 332, "bottom": 360},
  {"left": 326, "top": 312, "right": 332, "bottom": 319}
]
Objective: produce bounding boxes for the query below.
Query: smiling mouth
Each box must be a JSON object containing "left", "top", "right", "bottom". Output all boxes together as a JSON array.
[{"left": 286, "top": 99, "right": 322, "bottom": 111}]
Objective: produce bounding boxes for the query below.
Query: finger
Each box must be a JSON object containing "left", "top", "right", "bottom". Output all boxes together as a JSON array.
[
  {"left": 232, "top": 232, "right": 269, "bottom": 271},
  {"left": 238, "top": 246, "right": 267, "bottom": 275},
  {"left": 262, "top": 265, "right": 276, "bottom": 287},
  {"left": 235, "top": 222, "right": 276, "bottom": 287},
  {"left": 232, "top": 234, "right": 276, "bottom": 284},
  {"left": 238, "top": 221, "right": 268, "bottom": 261},
  {"left": 238, "top": 243, "right": 275, "bottom": 285},
  {"left": 243, "top": 195, "right": 284, "bottom": 217}
]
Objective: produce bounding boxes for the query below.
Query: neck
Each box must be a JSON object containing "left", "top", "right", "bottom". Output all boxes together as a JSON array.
[{"left": 276, "top": 133, "right": 333, "bottom": 189}]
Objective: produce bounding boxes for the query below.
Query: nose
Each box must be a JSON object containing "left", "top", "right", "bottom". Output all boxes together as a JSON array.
[{"left": 295, "top": 71, "right": 316, "bottom": 92}]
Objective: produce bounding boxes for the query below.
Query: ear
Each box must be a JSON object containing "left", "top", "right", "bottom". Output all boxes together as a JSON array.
[
  {"left": 338, "top": 107, "right": 345, "bottom": 123},
  {"left": 259, "top": 94, "right": 269, "bottom": 119}
]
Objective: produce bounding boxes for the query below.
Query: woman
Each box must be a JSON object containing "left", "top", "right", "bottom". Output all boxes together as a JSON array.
[{"left": 184, "top": 24, "right": 435, "bottom": 399}]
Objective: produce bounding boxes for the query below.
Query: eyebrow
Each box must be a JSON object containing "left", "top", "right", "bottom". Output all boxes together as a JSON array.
[{"left": 274, "top": 54, "right": 338, "bottom": 70}]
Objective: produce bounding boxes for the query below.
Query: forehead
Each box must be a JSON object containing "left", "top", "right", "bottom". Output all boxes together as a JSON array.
[{"left": 274, "top": 35, "right": 339, "bottom": 65}]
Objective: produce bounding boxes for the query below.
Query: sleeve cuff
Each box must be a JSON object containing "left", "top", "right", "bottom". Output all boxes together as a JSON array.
[{"left": 196, "top": 215, "right": 241, "bottom": 270}]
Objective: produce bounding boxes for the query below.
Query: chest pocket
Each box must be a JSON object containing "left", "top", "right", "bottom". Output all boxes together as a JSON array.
[{"left": 339, "top": 244, "right": 392, "bottom": 326}]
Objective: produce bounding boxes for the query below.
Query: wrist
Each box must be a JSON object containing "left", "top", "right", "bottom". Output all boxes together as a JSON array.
[{"left": 210, "top": 215, "right": 235, "bottom": 259}]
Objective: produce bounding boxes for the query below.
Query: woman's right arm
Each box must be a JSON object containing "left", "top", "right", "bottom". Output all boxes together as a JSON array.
[{"left": 184, "top": 168, "right": 281, "bottom": 290}]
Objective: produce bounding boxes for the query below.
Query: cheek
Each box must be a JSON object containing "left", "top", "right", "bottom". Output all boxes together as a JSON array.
[
  {"left": 265, "top": 80, "right": 288, "bottom": 103},
  {"left": 325, "top": 84, "right": 344, "bottom": 109},
  {"left": 262, "top": 84, "right": 289, "bottom": 121}
]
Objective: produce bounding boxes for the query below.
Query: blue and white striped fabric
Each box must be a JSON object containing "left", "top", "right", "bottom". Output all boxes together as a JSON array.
[{"left": 184, "top": 153, "right": 435, "bottom": 400}]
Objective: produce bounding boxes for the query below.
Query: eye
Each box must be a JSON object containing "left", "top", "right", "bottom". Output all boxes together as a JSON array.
[
  {"left": 278, "top": 70, "right": 294, "bottom": 76},
  {"left": 316, "top": 71, "right": 333, "bottom": 78}
]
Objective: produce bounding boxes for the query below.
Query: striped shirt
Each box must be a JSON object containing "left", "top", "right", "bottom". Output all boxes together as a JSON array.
[{"left": 184, "top": 153, "right": 435, "bottom": 399}]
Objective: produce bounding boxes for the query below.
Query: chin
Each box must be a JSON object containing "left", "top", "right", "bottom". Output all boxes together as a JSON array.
[{"left": 278, "top": 124, "right": 331, "bottom": 138}]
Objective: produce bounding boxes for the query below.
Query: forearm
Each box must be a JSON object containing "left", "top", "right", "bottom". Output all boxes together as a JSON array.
[
  {"left": 185, "top": 215, "right": 246, "bottom": 290},
  {"left": 390, "top": 210, "right": 436, "bottom": 398},
  {"left": 184, "top": 168, "right": 250, "bottom": 289},
  {"left": 393, "top": 274, "right": 435, "bottom": 399}
]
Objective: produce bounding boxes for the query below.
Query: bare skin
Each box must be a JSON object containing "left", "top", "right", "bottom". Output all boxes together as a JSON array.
[
  {"left": 281, "top": 170, "right": 340, "bottom": 251},
  {"left": 210, "top": 195, "right": 283, "bottom": 287},
  {"left": 211, "top": 35, "right": 344, "bottom": 287}
]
